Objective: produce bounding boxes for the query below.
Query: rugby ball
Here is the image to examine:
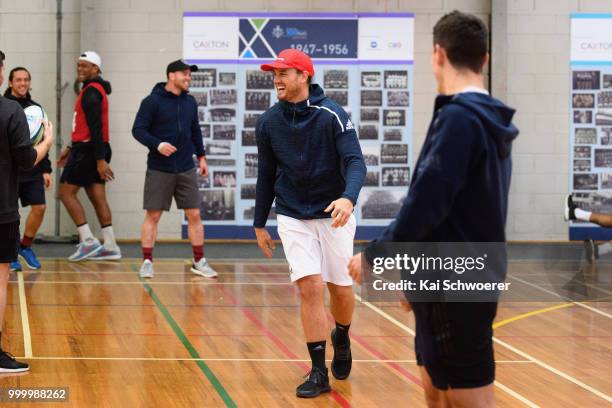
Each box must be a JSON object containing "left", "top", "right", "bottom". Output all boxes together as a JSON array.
[{"left": 24, "top": 105, "right": 47, "bottom": 145}]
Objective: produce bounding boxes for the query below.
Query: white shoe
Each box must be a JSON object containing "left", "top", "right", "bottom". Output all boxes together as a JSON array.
[
  {"left": 139, "top": 259, "right": 154, "bottom": 278},
  {"left": 564, "top": 194, "right": 577, "bottom": 221},
  {"left": 68, "top": 238, "right": 103, "bottom": 262},
  {"left": 89, "top": 246, "right": 122, "bottom": 261},
  {"left": 191, "top": 258, "right": 218, "bottom": 278}
]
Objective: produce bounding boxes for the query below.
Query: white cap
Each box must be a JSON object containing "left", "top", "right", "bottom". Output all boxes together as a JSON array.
[{"left": 79, "top": 51, "right": 102, "bottom": 69}]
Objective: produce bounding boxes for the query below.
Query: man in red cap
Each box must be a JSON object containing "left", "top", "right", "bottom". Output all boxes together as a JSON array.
[{"left": 254, "top": 48, "right": 366, "bottom": 398}]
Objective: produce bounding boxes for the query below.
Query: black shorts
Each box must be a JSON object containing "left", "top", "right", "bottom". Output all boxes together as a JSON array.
[
  {"left": 412, "top": 302, "right": 498, "bottom": 390},
  {"left": 60, "top": 143, "right": 112, "bottom": 187},
  {"left": 19, "top": 178, "right": 46, "bottom": 206},
  {"left": 0, "top": 221, "right": 20, "bottom": 263}
]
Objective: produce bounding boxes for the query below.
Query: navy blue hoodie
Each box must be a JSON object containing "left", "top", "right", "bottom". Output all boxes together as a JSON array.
[
  {"left": 254, "top": 84, "right": 366, "bottom": 228},
  {"left": 367, "top": 91, "right": 518, "bottom": 246},
  {"left": 132, "top": 83, "right": 205, "bottom": 173}
]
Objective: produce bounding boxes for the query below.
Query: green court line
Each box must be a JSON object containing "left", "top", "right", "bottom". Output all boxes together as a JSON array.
[{"left": 132, "top": 264, "right": 236, "bottom": 407}]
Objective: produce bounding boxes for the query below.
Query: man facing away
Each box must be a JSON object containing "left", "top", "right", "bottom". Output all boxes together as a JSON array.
[
  {"left": 0, "top": 50, "right": 54, "bottom": 372},
  {"left": 349, "top": 11, "right": 519, "bottom": 408},
  {"left": 57, "top": 51, "right": 121, "bottom": 261},
  {"left": 132, "top": 60, "right": 217, "bottom": 279},
  {"left": 254, "top": 49, "right": 366, "bottom": 398}
]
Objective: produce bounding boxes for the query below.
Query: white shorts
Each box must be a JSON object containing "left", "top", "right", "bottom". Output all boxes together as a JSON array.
[{"left": 277, "top": 213, "right": 356, "bottom": 286}]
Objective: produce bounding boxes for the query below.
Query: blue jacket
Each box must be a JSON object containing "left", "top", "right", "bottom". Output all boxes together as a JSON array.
[
  {"left": 254, "top": 84, "right": 366, "bottom": 228},
  {"left": 368, "top": 91, "right": 518, "bottom": 245},
  {"left": 132, "top": 83, "right": 205, "bottom": 173}
]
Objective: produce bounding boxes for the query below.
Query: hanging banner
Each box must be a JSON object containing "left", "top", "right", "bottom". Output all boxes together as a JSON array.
[
  {"left": 182, "top": 12, "right": 414, "bottom": 239},
  {"left": 570, "top": 13, "right": 612, "bottom": 240}
]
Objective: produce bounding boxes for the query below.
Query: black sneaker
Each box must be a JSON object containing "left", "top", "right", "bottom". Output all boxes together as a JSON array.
[
  {"left": 296, "top": 367, "right": 331, "bottom": 398},
  {"left": 331, "top": 328, "right": 352, "bottom": 380},
  {"left": 0, "top": 350, "right": 29, "bottom": 373},
  {"left": 584, "top": 238, "right": 599, "bottom": 264},
  {"left": 565, "top": 194, "right": 577, "bottom": 221}
]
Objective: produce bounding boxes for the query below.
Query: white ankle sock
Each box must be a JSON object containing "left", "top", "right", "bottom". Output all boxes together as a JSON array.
[
  {"left": 77, "top": 224, "right": 94, "bottom": 242},
  {"left": 575, "top": 208, "right": 592, "bottom": 222},
  {"left": 102, "top": 225, "right": 117, "bottom": 250}
]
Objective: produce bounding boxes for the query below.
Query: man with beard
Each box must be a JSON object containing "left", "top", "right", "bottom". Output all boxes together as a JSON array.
[
  {"left": 132, "top": 60, "right": 216, "bottom": 279},
  {"left": 254, "top": 49, "right": 366, "bottom": 398},
  {"left": 3, "top": 67, "right": 52, "bottom": 271}
]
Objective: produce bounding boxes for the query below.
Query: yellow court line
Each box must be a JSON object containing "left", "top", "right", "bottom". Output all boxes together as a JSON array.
[
  {"left": 353, "top": 294, "right": 538, "bottom": 407},
  {"left": 16, "top": 271, "right": 33, "bottom": 358},
  {"left": 508, "top": 274, "right": 612, "bottom": 320},
  {"left": 493, "top": 303, "right": 575, "bottom": 329},
  {"left": 357, "top": 293, "right": 612, "bottom": 404}
]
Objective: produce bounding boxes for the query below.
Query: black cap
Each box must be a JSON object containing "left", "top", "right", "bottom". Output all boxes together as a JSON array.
[{"left": 166, "top": 59, "right": 198, "bottom": 76}]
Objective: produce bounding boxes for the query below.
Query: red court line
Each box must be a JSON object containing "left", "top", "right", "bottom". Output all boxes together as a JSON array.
[
  {"left": 258, "top": 265, "right": 423, "bottom": 389},
  {"left": 326, "top": 315, "right": 422, "bottom": 387},
  {"left": 216, "top": 285, "right": 352, "bottom": 408}
]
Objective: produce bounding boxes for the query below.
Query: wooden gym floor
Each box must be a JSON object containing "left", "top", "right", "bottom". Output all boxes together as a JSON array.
[{"left": 0, "top": 256, "right": 611, "bottom": 407}]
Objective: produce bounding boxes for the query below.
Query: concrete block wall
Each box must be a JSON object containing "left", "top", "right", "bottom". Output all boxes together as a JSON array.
[
  {"left": 504, "top": 0, "right": 612, "bottom": 239},
  {"left": 0, "top": 0, "right": 80, "bottom": 238},
  {"left": 3, "top": 0, "right": 612, "bottom": 240},
  {"left": 82, "top": 0, "right": 491, "bottom": 239}
]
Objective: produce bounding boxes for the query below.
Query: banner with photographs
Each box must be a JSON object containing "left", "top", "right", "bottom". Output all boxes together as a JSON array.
[
  {"left": 569, "top": 14, "right": 612, "bottom": 240},
  {"left": 183, "top": 12, "right": 414, "bottom": 238}
]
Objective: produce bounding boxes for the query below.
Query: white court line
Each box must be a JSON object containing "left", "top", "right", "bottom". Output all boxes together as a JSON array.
[
  {"left": 506, "top": 273, "right": 612, "bottom": 402},
  {"left": 575, "top": 302, "right": 612, "bottom": 319},
  {"left": 28, "top": 271, "right": 289, "bottom": 276},
  {"left": 584, "top": 282, "right": 612, "bottom": 297},
  {"left": 14, "top": 356, "right": 532, "bottom": 363},
  {"left": 23, "top": 356, "right": 413, "bottom": 363},
  {"left": 355, "top": 294, "right": 415, "bottom": 335},
  {"left": 509, "top": 274, "right": 612, "bottom": 320},
  {"left": 183, "top": 260, "right": 288, "bottom": 266},
  {"left": 9, "top": 281, "right": 291, "bottom": 286},
  {"left": 359, "top": 286, "right": 612, "bottom": 405},
  {"left": 16, "top": 271, "right": 33, "bottom": 358},
  {"left": 39, "top": 257, "right": 289, "bottom": 264},
  {"left": 354, "top": 294, "right": 542, "bottom": 407},
  {"left": 493, "top": 337, "right": 612, "bottom": 403},
  {"left": 494, "top": 381, "right": 540, "bottom": 408}
]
